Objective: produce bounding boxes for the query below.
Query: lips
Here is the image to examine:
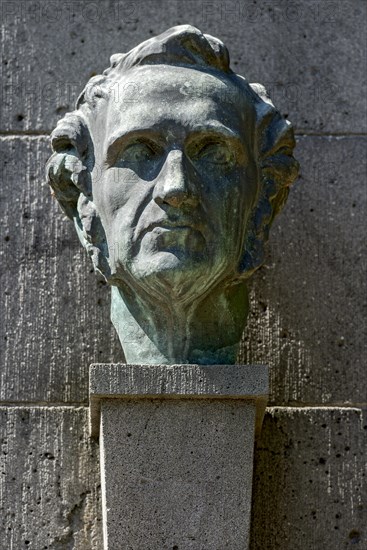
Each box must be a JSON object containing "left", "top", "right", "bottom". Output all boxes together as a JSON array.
[
  {"left": 155, "top": 221, "right": 193, "bottom": 230},
  {"left": 143, "top": 218, "right": 203, "bottom": 237}
]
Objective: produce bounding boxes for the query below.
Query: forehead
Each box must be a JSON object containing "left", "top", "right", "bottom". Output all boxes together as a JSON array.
[{"left": 103, "top": 65, "right": 255, "bottom": 143}]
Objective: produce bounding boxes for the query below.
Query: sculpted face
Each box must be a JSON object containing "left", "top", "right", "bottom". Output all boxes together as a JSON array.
[{"left": 91, "top": 65, "right": 259, "bottom": 302}]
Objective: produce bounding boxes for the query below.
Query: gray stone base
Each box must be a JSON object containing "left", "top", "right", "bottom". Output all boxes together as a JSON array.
[{"left": 89, "top": 363, "right": 268, "bottom": 550}]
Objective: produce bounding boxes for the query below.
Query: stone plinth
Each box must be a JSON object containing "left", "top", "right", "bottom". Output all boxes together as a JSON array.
[{"left": 89, "top": 363, "right": 268, "bottom": 550}]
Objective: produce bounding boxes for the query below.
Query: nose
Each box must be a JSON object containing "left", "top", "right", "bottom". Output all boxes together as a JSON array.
[{"left": 153, "top": 149, "right": 199, "bottom": 208}]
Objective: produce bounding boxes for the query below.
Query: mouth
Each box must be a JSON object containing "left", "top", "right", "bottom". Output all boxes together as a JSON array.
[
  {"left": 155, "top": 223, "right": 193, "bottom": 231},
  {"left": 143, "top": 219, "right": 203, "bottom": 236}
]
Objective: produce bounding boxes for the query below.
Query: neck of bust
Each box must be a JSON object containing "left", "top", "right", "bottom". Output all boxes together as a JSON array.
[{"left": 110, "top": 279, "right": 249, "bottom": 365}]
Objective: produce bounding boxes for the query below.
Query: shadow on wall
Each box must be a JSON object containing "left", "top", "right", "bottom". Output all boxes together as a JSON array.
[{"left": 239, "top": 135, "right": 367, "bottom": 406}]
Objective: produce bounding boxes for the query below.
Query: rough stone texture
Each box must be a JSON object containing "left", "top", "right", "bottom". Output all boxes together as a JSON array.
[
  {"left": 0, "top": 137, "right": 124, "bottom": 404},
  {"left": 89, "top": 363, "right": 268, "bottom": 437},
  {"left": 0, "top": 406, "right": 103, "bottom": 550},
  {"left": 250, "top": 407, "right": 367, "bottom": 550},
  {"left": 1, "top": 0, "right": 366, "bottom": 134},
  {"left": 100, "top": 398, "right": 256, "bottom": 549},
  {"left": 1, "top": 406, "right": 364, "bottom": 549},
  {"left": 90, "top": 363, "right": 268, "bottom": 396},
  {"left": 240, "top": 135, "right": 367, "bottom": 405}
]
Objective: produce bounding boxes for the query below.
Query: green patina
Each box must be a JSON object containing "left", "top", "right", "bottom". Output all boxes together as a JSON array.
[{"left": 46, "top": 25, "right": 298, "bottom": 364}]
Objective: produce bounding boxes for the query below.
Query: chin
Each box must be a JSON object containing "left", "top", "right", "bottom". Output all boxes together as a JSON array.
[{"left": 126, "top": 251, "right": 221, "bottom": 302}]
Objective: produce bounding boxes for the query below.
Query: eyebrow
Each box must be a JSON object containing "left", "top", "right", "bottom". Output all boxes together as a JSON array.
[
  {"left": 188, "top": 123, "right": 241, "bottom": 140},
  {"left": 105, "top": 128, "right": 164, "bottom": 165},
  {"left": 105, "top": 122, "right": 243, "bottom": 163}
]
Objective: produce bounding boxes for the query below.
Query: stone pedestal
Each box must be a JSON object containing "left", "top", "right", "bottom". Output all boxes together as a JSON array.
[{"left": 89, "top": 363, "right": 268, "bottom": 550}]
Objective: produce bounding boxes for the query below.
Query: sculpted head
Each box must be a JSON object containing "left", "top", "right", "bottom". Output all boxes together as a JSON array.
[{"left": 46, "top": 25, "right": 299, "bottom": 364}]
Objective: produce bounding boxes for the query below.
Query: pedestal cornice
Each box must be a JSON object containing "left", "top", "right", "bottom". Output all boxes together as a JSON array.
[{"left": 89, "top": 363, "right": 268, "bottom": 438}]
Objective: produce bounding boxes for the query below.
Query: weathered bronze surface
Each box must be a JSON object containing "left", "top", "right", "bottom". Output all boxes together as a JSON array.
[{"left": 46, "top": 25, "right": 299, "bottom": 364}]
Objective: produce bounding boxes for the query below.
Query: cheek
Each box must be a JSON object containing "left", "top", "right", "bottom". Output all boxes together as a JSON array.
[
  {"left": 94, "top": 168, "right": 150, "bottom": 223},
  {"left": 225, "top": 164, "right": 258, "bottom": 222},
  {"left": 247, "top": 162, "right": 259, "bottom": 203},
  {"left": 96, "top": 169, "right": 133, "bottom": 211},
  {"left": 215, "top": 169, "right": 254, "bottom": 211},
  {"left": 214, "top": 168, "right": 258, "bottom": 242}
]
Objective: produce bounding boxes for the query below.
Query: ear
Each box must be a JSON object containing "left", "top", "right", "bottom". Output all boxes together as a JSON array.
[
  {"left": 46, "top": 111, "right": 112, "bottom": 281},
  {"left": 45, "top": 111, "right": 92, "bottom": 219},
  {"left": 239, "top": 83, "right": 299, "bottom": 277}
]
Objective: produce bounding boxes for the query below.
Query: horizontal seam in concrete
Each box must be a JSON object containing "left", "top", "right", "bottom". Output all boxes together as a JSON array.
[
  {"left": 270, "top": 402, "right": 367, "bottom": 408},
  {"left": 295, "top": 132, "right": 367, "bottom": 137},
  {"left": 0, "top": 131, "right": 366, "bottom": 138},
  {"left": 0, "top": 401, "right": 88, "bottom": 407},
  {"left": 267, "top": 405, "right": 366, "bottom": 412},
  {"left": 0, "top": 401, "right": 365, "bottom": 409},
  {"left": 0, "top": 131, "right": 50, "bottom": 137}
]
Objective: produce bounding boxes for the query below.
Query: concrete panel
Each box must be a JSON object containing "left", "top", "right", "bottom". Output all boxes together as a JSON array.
[
  {"left": 1, "top": 0, "right": 366, "bottom": 134},
  {"left": 101, "top": 398, "right": 256, "bottom": 549},
  {"left": 240, "top": 135, "right": 367, "bottom": 405},
  {"left": 1, "top": 406, "right": 364, "bottom": 550},
  {"left": 0, "top": 137, "right": 124, "bottom": 403},
  {"left": 1, "top": 135, "right": 366, "bottom": 405},
  {"left": 0, "top": 406, "right": 103, "bottom": 550},
  {"left": 250, "top": 407, "right": 367, "bottom": 550}
]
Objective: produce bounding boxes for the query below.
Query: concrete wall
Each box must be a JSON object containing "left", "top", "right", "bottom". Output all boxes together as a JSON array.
[{"left": 1, "top": 1, "right": 366, "bottom": 548}]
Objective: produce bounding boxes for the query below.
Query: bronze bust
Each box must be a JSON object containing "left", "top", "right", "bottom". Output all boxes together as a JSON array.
[{"left": 46, "top": 25, "right": 299, "bottom": 364}]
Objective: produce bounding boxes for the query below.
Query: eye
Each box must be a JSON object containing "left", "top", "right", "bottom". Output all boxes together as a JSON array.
[
  {"left": 193, "top": 142, "right": 235, "bottom": 166},
  {"left": 121, "top": 140, "right": 162, "bottom": 163}
]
